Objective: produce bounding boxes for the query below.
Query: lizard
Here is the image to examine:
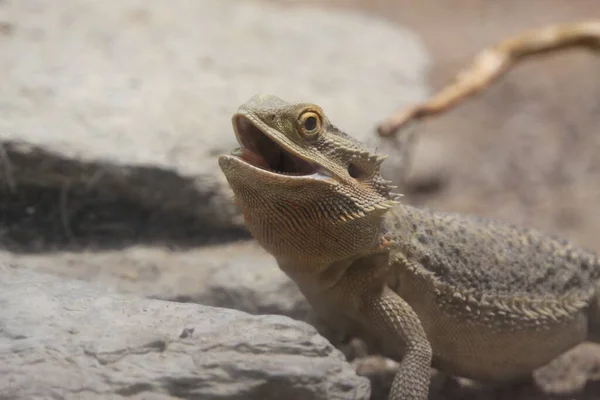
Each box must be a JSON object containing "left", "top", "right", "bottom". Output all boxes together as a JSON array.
[{"left": 218, "top": 94, "right": 600, "bottom": 400}]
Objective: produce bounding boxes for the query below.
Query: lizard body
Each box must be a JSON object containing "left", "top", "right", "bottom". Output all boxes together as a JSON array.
[{"left": 218, "top": 94, "right": 600, "bottom": 399}]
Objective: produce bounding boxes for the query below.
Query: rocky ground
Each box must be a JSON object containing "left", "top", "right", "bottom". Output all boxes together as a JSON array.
[{"left": 1, "top": 0, "right": 600, "bottom": 399}]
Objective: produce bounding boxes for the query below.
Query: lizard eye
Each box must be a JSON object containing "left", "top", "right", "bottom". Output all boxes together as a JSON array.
[{"left": 298, "top": 111, "right": 322, "bottom": 138}]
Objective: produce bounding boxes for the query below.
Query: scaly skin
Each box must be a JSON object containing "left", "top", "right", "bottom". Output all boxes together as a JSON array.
[{"left": 218, "top": 94, "right": 600, "bottom": 400}]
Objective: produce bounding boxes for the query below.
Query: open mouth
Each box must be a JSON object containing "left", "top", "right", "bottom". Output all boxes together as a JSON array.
[{"left": 232, "top": 115, "right": 320, "bottom": 176}]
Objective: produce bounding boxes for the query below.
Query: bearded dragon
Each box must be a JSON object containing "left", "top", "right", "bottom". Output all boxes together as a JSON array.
[{"left": 218, "top": 94, "right": 600, "bottom": 400}]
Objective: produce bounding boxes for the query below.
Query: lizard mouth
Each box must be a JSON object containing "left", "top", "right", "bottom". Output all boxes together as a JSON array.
[{"left": 231, "top": 114, "right": 321, "bottom": 177}]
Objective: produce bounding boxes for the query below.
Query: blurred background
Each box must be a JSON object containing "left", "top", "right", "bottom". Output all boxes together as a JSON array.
[{"left": 1, "top": 1, "right": 599, "bottom": 399}]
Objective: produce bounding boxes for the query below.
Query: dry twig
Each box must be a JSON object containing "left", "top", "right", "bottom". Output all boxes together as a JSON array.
[{"left": 378, "top": 20, "right": 600, "bottom": 138}]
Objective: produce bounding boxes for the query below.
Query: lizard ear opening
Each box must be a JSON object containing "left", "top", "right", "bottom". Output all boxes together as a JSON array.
[{"left": 348, "top": 162, "right": 365, "bottom": 179}]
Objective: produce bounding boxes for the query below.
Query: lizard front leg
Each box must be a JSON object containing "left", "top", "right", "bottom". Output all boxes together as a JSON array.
[
  {"left": 366, "top": 287, "right": 432, "bottom": 400},
  {"left": 321, "top": 263, "right": 433, "bottom": 400}
]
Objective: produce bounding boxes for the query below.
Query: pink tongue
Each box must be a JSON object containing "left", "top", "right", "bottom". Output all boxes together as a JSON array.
[{"left": 239, "top": 148, "right": 269, "bottom": 169}]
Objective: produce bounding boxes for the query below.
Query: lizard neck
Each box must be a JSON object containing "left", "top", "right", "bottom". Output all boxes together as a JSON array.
[{"left": 236, "top": 186, "right": 388, "bottom": 270}]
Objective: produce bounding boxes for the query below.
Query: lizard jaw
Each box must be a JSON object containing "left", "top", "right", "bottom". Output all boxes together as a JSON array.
[{"left": 223, "top": 113, "right": 331, "bottom": 181}]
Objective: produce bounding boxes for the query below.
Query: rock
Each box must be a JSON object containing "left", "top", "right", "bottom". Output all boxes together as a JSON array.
[
  {"left": 0, "top": 264, "right": 370, "bottom": 400},
  {"left": 168, "top": 246, "right": 310, "bottom": 320},
  {"left": 0, "top": 0, "right": 429, "bottom": 252},
  {"left": 533, "top": 343, "right": 600, "bottom": 395},
  {"left": 0, "top": 242, "right": 310, "bottom": 320}
]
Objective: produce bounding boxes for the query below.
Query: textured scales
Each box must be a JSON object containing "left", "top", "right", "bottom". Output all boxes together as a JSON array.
[{"left": 219, "top": 94, "right": 600, "bottom": 400}]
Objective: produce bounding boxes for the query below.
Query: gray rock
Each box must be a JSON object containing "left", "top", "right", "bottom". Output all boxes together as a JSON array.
[
  {"left": 0, "top": 264, "right": 370, "bottom": 400},
  {"left": 0, "top": 242, "right": 309, "bottom": 320},
  {"left": 0, "top": 0, "right": 429, "bottom": 251},
  {"left": 167, "top": 246, "right": 310, "bottom": 320}
]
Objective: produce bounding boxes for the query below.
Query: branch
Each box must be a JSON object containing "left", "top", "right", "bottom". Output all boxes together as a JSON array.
[{"left": 377, "top": 20, "right": 600, "bottom": 138}]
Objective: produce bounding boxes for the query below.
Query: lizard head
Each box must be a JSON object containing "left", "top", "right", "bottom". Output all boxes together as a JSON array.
[{"left": 219, "top": 94, "right": 399, "bottom": 265}]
